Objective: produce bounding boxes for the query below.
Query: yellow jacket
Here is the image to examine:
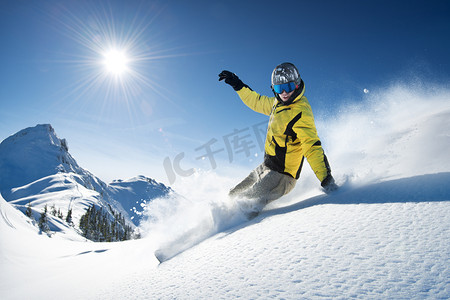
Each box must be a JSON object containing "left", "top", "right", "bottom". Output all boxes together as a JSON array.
[{"left": 236, "top": 85, "right": 331, "bottom": 182}]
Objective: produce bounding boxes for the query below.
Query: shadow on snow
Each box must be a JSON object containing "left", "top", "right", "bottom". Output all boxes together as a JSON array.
[{"left": 227, "top": 172, "right": 450, "bottom": 234}]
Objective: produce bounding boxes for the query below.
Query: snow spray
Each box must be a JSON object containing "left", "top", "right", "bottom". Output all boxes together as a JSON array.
[{"left": 139, "top": 171, "right": 250, "bottom": 262}]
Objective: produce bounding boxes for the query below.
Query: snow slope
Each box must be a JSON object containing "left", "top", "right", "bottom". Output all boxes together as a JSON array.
[
  {"left": 1, "top": 82, "right": 450, "bottom": 299},
  {"left": 107, "top": 175, "right": 450, "bottom": 299}
]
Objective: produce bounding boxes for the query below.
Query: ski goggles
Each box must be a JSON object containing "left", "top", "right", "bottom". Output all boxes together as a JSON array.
[{"left": 273, "top": 82, "right": 297, "bottom": 94}]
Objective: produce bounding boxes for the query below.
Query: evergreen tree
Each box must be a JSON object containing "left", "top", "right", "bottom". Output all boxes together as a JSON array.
[
  {"left": 57, "top": 208, "right": 63, "bottom": 219},
  {"left": 38, "top": 205, "right": 50, "bottom": 234},
  {"left": 66, "top": 208, "right": 73, "bottom": 226},
  {"left": 25, "top": 202, "right": 33, "bottom": 218},
  {"left": 79, "top": 206, "right": 92, "bottom": 239},
  {"left": 50, "top": 204, "right": 57, "bottom": 217}
]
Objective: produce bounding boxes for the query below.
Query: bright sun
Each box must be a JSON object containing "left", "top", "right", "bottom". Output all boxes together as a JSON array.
[
  {"left": 57, "top": 1, "right": 175, "bottom": 105},
  {"left": 103, "top": 49, "right": 129, "bottom": 75}
]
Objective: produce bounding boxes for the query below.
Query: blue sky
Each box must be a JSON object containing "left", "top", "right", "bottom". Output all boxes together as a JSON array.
[{"left": 1, "top": 0, "right": 450, "bottom": 185}]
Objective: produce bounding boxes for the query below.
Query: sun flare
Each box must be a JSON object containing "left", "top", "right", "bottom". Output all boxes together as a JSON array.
[
  {"left": 103, "top": 49, "right": 129, "bottom": 75},
  {"left": 52, "top": 1, "right": 182, "bottom": 117}
]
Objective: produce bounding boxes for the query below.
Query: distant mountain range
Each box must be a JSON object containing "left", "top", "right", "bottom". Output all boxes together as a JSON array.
[{"left": 0, "top": 124, "right": 171, "bottom": 240}]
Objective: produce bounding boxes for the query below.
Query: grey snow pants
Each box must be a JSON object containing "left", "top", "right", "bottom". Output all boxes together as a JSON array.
[{"left": 229, "top": 163, "right": 296, "bottom": 205}]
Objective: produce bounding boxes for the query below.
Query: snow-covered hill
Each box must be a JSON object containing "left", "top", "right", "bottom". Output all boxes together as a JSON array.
[
  {"left": 1, "top": 83, "right": 449, "bottom": 299},
  {"left": 0, "top": 124, "right": 170, "bottom": 238}
]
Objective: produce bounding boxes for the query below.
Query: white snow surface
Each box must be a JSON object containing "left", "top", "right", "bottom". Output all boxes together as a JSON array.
[{"left": 1, "top": 82, "right": 450, "bottom": 299}]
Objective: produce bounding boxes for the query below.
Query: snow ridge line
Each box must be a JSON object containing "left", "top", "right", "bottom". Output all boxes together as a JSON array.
[{"left": 0, "top": 201, "right": 16, "bottom": 229}]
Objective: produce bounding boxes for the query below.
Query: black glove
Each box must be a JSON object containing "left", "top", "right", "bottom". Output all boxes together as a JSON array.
[
  {"left": 218, "top": 70, "right": 245, "bottom": 91},
  {"left": 321, "top": 174, "right": 339, "bottom": 194}
]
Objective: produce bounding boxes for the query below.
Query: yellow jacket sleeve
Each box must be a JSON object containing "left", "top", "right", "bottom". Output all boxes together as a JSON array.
[
  {"left": 236, "top": 87, "right": 274, "bottom": 116},
  {"left": 293, "top": 103, "right": 330, "bottom": 182}
]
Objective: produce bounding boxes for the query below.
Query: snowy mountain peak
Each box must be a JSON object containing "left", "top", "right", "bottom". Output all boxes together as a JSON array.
[
  {"left": 0, "top": 124, "right": 171, "bottom": 239},
  {"left": 3, "top": 124, "right": 67, "bottom": 152},
  {"left": 0, "top": 124, "right": 82, "bottom": 195}
]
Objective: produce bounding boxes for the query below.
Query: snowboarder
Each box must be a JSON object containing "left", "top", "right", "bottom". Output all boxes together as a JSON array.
[{"left": 219, "top": 62, "right": 338, "bottom": 209}]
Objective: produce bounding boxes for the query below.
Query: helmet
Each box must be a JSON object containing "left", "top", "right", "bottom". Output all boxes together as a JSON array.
[{"left": 271, "top": 62, "right": 301, "bottom": 87}]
